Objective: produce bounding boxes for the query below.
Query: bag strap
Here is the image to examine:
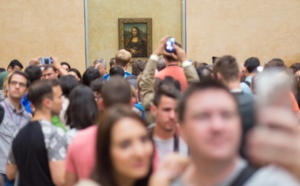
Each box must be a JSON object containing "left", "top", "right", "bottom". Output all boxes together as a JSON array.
[
  {"left": 148, "top": 125, "right": 179, "bottom": 152},
  {"left": 0, "top": 104, "right": 4, "bottom": 125},
  {"left": 229, "top": 165, "right": 257, "bottom": 186}
]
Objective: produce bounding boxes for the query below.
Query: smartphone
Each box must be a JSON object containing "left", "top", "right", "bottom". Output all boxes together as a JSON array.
[
  {"left": 165, "top": 37, "right": 175, "bottom": 53},
  {"left": 40, "top": 57, "right": 53, "bottom": 65}
]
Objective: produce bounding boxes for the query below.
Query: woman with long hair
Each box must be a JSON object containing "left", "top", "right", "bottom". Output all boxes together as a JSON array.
[
  {"left": 66, "top": 85, "right": 99, "bottom": 144},
  {"left": 76, "top": 105, "right": 154, "bottom": 186}
]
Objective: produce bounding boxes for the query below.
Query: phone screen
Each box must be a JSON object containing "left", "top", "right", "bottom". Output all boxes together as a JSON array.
[{"left": 165, "top": 37, "right": 175, "bottom": 53}]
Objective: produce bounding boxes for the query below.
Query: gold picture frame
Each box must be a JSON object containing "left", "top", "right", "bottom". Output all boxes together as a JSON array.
[{"left": 118, "top": 18, "right": 152, "bottom": 60}]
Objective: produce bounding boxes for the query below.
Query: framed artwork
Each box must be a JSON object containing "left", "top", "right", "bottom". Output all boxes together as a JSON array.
[{"left": 118, "top": 18, "right": 152, "bottom": 59}]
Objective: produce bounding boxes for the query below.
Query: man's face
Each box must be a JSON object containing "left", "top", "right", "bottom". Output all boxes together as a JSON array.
[
  {"left": 42, "top": 68, "right": 58, "bottom": 80},
  {"left": 96, "top": 63, "right": 107, "bottom": 77},
  {"left": 151, "top": 96, "right": 177, "bottom": 132},
  {"left": 8, "top": 74, "right": 28, "bottom": 100},
  {"left": 50, "top": 85, "right": 63, "bottom": 116},
  {"left": 180, "top": 89, "right": 241, "bottom": 161}
]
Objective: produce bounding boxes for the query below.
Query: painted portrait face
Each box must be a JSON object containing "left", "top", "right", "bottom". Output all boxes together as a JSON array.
[{"left": 132, "top": 27, "right": 138, "bottom": 37}]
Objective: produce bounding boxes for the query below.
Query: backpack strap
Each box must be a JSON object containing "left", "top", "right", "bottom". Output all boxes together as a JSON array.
[
  {"left": 229, "top": 165, "right": 257, "bottom": 186},
  {"left": 0, "top": 104, "right": 4, "bottom": 125},
  {"left": 244, "top": 81, "right": 251, "bottom": 87}
]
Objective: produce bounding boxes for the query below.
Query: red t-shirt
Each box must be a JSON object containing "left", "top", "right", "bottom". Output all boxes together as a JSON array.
[{"left": 155, "top": 66, "right": 188, "bottom": 92}]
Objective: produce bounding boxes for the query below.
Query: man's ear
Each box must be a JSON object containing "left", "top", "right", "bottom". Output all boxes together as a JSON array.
[
  {"left": 43, "top": 98, "right": 52, "bottom": 110},
  {"left": 216, "top": 72, "right": 223, "bottom": 81},
  {"left": 150, "top": 103, "right": 157, "bottom": 118}
]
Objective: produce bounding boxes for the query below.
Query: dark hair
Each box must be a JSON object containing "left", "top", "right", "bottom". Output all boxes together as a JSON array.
[
  {"left": 7, "top": 59, "right": 23, "bottom": 70},
  {"left": 290, "top": 63, "right": 300, "bottom": 74},
  {"left": 59, "top": 75, "right": 80, "bottom": 98},
  {"left": 110, "top": 58, "right": 116, "bottom": 68},
  {"left": 157, "top": 57, "right": 166, "bottom": 71},
  {"left": 213, "top": 55, "right": 239, "bottom": 82},
  {"left": 109, "top": 66, "right": 124, "bottom": 77},
  {"left": 164, "top": 42, "right": 182, "bottom": 62},
  {"left": 43, "top": 65, "right": 57, "bottom": 72},
  {"left": 132, "top": 59, "right": 146, "bottom": 76},
  {"left": 8, "top": 70, "right": 30, "bottom": 87},
  {"left": 265, "top": 58, "right": 285, "bottom": 68},
  {"left": 82, "top": 67, "right": 101, "bottom": 86},
  {"left": 101, "top": 76, "right": 131, "bottom": 108},
  {"left": 25, "top": 65, "right": 42, "bottom": 84},
  {"left": 0, "top": 68, "right": 5, "bottom": 73},
  {"left": 27, "top": 80, "right": 58, "bottom": 109},
  {"left": 153, "top": 76, "right": 181, "bottom": 106},
  {"left": 244, "top": 57, "right": 260, "bottom": 73},
  {"left": 66, "top": 85, "right": 98, "bottom": 129},
  {"left": 92, "top": 105, "right": 152, "bottom": 186},
  {"left": 60, "top": 62, "right": 71, "bottom": 70},
  {"left": 177, "top": 79, "right": 238, "bottom": 123},
  {"left": 68, "top": 68, "right": 82, "bottom": 80},
  {"left": 196, "top": 66, "right": 213, "bottom": 82},
  {"left": 90, "top": 78, "right": 105, "bottom": 93}
]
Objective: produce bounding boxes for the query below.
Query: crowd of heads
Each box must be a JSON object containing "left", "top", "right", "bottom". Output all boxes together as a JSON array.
[{"left": 1, "top": 36, "right": 300, "bottom": 186}]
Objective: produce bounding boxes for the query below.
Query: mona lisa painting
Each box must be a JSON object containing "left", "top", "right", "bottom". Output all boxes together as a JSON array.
[{"left": 118, "top": 18, "right": 152, "bottom": 59}]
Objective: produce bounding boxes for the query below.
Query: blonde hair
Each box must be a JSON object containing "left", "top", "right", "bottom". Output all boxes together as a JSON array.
[
  {"left": 2, "top": 73, "right": 12, "bottom": 98},
  {"left": 115, "top": 49, "right": 132, "bottom": 67}
]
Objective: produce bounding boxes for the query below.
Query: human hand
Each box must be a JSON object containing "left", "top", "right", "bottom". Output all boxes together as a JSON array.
[
  {"left": 173, "top": 45, "right": 187, "bottom": 62},
  {"left": 149, "top": 153, "right": 189, "bottom": 186},
  {"left": 153, "top": 36, "right": 173, "bottom": 57},
  {"left": 51, "top": 57, "right": 60, "bottom": 69},
  {"left": 247, "top": 107, "right": 300, "bottom": 179},
  {"left": 28, "top": 57, "right": 41, "bottom": 66}
]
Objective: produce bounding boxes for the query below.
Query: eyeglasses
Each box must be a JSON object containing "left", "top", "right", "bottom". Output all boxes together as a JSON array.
[{"left": 10, "top": 81, "right": 27, "bottom": 88}]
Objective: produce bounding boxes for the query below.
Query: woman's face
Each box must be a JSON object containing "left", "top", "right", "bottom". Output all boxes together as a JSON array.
[
  {"left": 111, "top": 117, "right": 153, "bottom": 180},
  {"left": 68, "top": 71, "right": 80, "bottom": 81},
  {"left": 132, "top": 28, "right": 138, "bottom": 37}
]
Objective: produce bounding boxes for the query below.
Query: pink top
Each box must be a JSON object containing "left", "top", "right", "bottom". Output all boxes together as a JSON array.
[
  {"left": 65, "top": 125, "right": 160, "bottom": 178},
  {"left": 66, "top": 125, "right": 98, "bottom": 179},
  {"left": 155, "top": 66, "right": 188, "bottom": 92}
]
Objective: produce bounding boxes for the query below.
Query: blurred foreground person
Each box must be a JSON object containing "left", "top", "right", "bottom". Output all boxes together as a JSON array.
[
  {"left": 65, "top": 76, "right": 132, "bottom": 186},
  {"left": 248, "top": 69, "right": 300, "bottom": 180},
  {"left": 150, "top": 80, "right": 299, "bottom": 186},
  {"left": 6, "top": 80, "right": 67, "bottom": 186},
  {"left": 76, "top": 106, "right": 153, "bottom": 186}
]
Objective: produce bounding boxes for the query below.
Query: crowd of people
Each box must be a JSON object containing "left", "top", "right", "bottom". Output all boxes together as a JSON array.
[{"left": 0, "top": 36, "right": 300, "bottom": 186}]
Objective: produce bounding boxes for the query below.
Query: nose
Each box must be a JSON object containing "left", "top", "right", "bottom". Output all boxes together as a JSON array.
[
  {"left": 133, "top": 141, "right": 146, "bottom": 157},
  {"left": 210, "top": 115, "right": 224, "bottom": 131},
  {"left": 169, "top": 110, "right": 176, "bottom": 120}
]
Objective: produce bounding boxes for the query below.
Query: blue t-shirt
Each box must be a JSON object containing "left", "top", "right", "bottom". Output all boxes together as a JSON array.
[{"left": 102, "top": 71, "right": 132, "bottom": 80}]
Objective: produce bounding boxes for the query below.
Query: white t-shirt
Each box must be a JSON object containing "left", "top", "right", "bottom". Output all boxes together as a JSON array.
[{"left": 153, "top": 135, "right": 188, "bottom": 160}]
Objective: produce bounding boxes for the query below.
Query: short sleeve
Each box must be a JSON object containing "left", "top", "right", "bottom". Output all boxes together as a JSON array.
[
  {"left": 47, "top": 127, "right": 68, "bottom": 161},
  {"left": 65, "top": 140, "right": 76, "bottom": 174}
]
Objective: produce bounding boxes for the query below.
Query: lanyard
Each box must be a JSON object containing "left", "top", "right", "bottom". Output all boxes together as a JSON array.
[{"left": 3, "top": 101, "right": 23, "bottom": 128}]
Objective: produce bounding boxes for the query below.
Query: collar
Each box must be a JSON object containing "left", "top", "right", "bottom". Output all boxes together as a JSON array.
[
  {"left": 231, "top": 89, "right": 243, "bottom": 93},
  {"left": 4, "top": 98, "right": 24, "bottom": 114}
]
